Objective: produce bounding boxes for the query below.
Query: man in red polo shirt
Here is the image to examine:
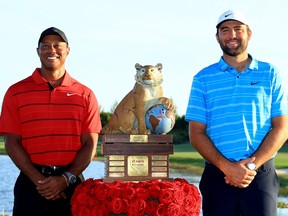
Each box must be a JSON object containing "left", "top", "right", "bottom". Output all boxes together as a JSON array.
[{"left": 0, "top": 27, "right": 102, "bottom": 216}]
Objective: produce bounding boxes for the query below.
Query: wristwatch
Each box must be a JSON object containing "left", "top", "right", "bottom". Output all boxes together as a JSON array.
[
  {"left": 64, "top": 172, "right": 77, "bottom": 184},
  {"left": 246, "top": 162, "right": 256, "bottom": 171}
]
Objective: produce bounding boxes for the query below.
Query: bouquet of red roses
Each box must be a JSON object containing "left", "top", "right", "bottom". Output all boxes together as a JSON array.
[{"left": 71, "top": 178, "right": 201, "bottom": 216}]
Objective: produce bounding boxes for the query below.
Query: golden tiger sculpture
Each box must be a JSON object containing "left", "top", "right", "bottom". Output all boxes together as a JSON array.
[{"left": 100, "top": 63, "right": 174, "bottom": 135}]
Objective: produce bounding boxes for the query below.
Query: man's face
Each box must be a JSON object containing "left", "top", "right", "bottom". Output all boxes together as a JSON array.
[
  {"left": 37, "top": 35, "right": 70, "bottom": 71},
  {"left": 216, "top": 20, "right": 252, "bottom": 57}
]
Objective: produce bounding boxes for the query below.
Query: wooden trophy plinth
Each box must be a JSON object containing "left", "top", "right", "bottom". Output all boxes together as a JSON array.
[{"left": 101, "top": 134, "right": 174, "bottom": 182}]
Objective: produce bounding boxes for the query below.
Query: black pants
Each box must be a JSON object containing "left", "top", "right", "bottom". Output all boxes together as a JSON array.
[
  {"left": 13, "top": 172, "right": 81, "bottom": 216},
  {"left": 199, "top": 159, "right": 279, "bottom": 216}
]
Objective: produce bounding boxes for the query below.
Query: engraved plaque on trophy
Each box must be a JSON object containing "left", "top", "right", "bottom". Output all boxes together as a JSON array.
[
  {"left": 101, "top": 134, "right": 174, "bottom": 182},
  {"left": 127, "top": 156, "right": 149, "bottom": 176}
]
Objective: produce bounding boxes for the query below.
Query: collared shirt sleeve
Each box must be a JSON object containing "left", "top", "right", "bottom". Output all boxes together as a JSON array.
[
  {"left": 0, "top": 85, "right": 22, "bottom": 136},
  {"left": 271, "top": 68, "right": 288, "bottom": 117},
  {"left": 81, "top": 90, "right": 102, "bottom": 134},
  {"left": 185, "top": 76, "right": 207, "bottom": 124}
]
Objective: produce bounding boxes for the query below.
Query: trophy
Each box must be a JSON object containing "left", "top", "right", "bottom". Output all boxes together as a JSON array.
[{"left": 100, "top": 63, "right": 175, "bottom": 182}]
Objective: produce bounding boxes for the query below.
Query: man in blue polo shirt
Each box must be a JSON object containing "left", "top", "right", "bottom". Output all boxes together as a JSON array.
[{"left": 185, "top": 10, "right": 288, "bottom": 216}]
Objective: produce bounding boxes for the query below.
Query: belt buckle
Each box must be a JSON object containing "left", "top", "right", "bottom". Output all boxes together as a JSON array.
[
  {"left": 41, "top": 166, "right": 45, "bottom": 174},
  {"left": 41, "top": 166, "right": 54, "bottom": 175}
]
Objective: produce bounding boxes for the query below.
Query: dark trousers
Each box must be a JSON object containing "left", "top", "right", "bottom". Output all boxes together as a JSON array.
[
  {"left": 13, "top": 172, "right": 81, "bottom": 216},
  {"left": 199, "top": 159, "right": 279, "bottom": 216}
]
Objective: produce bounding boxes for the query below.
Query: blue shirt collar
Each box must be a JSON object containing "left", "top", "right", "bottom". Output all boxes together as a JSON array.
[{"left": 218, "top": 54, "right": 258, "bottom": 72}]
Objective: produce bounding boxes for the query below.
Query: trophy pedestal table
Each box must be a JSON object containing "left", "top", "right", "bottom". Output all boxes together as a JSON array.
[{"left": 101, "top": 134, "right": 174, "bottom": 182}]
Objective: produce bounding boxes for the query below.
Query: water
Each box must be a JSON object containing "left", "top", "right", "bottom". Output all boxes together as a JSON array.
[
  {"left": 1, "top": 155, "right": 287, "bottom": 215},
  {"left": 0, "top": 155, "right": 105, "bottom": 215}
]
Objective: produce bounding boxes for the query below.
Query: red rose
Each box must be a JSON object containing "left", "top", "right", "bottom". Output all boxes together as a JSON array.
[
  {"left": 72, "top": 207, "right": 91, "bottom": 216},
  {"left": 136, "top": 186, "right": 151, "bottom": 201},
  {"left": 127, "top": 199, "right": 146, "bottom": 216},
  {"left": 159, "top": 188, "right": 174, "bottom": 204},
  {"left": 150, "top": 183, "right": 161, "bottom": 199},
  {"left": 112, "top": 180, "right": 128, "bottom": 188},
  {"left": 91, "top": 205, "right": 109, "bottom": 216},
  {"left": 174, "top": 178, "right": 188, "bottom": 184},
  {"left": 145, "top": 200, "right": 159, "bottom": 215},
  {"left": 71, "top": 190, "right": 93, "bottom": 215},
  {"left": 94, "top": 182, "right": 107, "bottom": 201},
  {"left": 159, "top": 180, "right": 173, "bottom": 189},
  {"left": 122, "top": 186, "right": 137, "bottom": 200},
  {"left": 106, "top": 185, "right": 122, "bottom": 199},
  {"left": 183, "top": 193, "right": 202, "bottom": 216},
  {"left": 167, "top": 203, "right": 184, "bottom": 216},
  {"left": 173, "top": 189, "right": 184, "bottom": 205},
  {"left": 156, "top": 203, "right": 167, "bottom": 216},
  {"left": 111, "top": 197, "right": 125, "bottom": 214},
  {"left": 71, "top": 178, "right": 201, "bottom": 216}
]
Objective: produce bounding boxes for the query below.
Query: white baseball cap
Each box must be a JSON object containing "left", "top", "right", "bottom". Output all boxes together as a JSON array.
[{"left": 216, "top": 10, "right": 250, "bottom": 28}]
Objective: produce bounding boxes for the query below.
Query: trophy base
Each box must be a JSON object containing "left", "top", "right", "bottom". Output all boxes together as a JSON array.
[{"left": 101, "top": 134, "right": 174, "bottom": 182}]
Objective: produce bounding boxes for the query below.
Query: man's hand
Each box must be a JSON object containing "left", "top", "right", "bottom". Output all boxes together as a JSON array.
[
  {"left": 223, "top": 157, "right": 257, "bottom": 188},
  {"left": 36, "top": 175, "right": 67, "bottom": 200}
]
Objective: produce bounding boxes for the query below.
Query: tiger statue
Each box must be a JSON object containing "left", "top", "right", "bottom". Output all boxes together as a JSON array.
[{"left": 100, "top": 63, "right": 174, "bottom": 135}]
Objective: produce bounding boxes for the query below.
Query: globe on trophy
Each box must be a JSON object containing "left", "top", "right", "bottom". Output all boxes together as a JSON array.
[{"left": 145, "top": 104, "right": 175, "bottom": 134}]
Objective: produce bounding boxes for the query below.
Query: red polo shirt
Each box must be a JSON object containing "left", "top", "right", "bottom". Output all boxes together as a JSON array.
[{"left": 0, "top": 68, "right": 102, "bottom": 165}]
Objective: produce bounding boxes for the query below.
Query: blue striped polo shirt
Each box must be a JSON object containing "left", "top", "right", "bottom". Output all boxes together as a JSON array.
[{"left": 185, "top": 55, "right": 288, "bottom": 162}]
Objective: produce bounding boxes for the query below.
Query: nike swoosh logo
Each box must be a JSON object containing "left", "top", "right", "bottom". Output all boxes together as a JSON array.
[
  {"left": 224, "top": 13, "right": 232, "bottom": 17},
  {"left": 251, "top": 82, "right": 261, "bottom": 85},
  {"left": 67, "top": 93, "right": 75, "bottom": 96}
]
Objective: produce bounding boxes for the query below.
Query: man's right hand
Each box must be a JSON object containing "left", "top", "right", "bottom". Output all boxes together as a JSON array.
[{"left": 223, "top": 157, "right": 257, "bottom": 188}]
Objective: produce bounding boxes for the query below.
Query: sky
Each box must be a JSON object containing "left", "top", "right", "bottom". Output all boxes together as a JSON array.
[{"left": 0, "top": 0, "right": 287, "bottom": 115}]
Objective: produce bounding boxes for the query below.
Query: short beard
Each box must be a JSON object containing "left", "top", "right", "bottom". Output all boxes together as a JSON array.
[{"left": 220, "top": 41, "right": 248, "bottom": 57}]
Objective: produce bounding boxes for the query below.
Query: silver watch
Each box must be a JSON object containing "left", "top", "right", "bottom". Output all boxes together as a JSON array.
[
  {"left": 246, "top": 162, "right": 256, "bottom": 171},
  {"left": 64, "top": 172, "right": 77, "bottom": 184}
]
